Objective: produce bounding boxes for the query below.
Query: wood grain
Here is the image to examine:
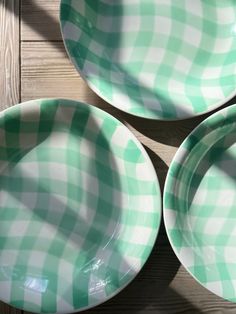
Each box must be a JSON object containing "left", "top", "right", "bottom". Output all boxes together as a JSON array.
[
  {"left": 0, "top": 0, "right": 20, "bottom": 109},
  {"left": 21, "top": 0, "right": 61, "bottom": 41}
]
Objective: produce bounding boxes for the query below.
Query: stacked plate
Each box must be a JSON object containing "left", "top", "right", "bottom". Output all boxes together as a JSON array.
[{"left": 0, "top": 0, "right": 236, "bottom": 313}]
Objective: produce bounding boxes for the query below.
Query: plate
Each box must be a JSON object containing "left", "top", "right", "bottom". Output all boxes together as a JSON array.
[
  {"left": 60, "top": 0, "right": 236, "bottom": 120},
  {"left": 0, "top": 99, "right": 161, "bottom": 313},
  {"left": 164, "top": 104, "right": 236, "bottom": 301}
]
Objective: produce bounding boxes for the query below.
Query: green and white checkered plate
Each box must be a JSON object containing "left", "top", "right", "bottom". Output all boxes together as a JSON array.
[
  {"left": 164, "top": 104, "right": 236, "bottom": 301},
  {"left": 0, "top": 99, "right": 161, "bottom": 313},
  {"left": 60, "top": 0, "right": 236, "bottom": 120}
]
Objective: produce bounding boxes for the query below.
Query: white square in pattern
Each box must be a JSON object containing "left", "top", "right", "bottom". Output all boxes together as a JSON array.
[
  {"left": 46, "top": 131, "right": 68, "bottom": 149},
  {"left": 111, "top": 126, "right": 130, "bottom": 147},
  {"left": 9, "top": 220, "right": 30, "bottom": 237},
  {"left": 119, "top": 256, "right": 141, "bottom": 273},
  {"left": 86, "top": 115, "right": 104, "bottom": 135},
  {"left": 79, "top": 137, "right": 95, "bottom": 157},
  {"left": 55, "top": 105, "right": 75, "bottom": 125},
  {"left": 20, "top": 161, "right": 39, "bottom": 178},
  {"left": 201, "top": 66, "right": 222, "bottom": 80},
  {"left": 137, "top": 161, "right": 155, "bottom": 180},
  {"left": 83, "top": 60, "right": 100, "bottom": 78},
  {"left": 48, "top": 162, "right": 68, "bottom": 182},
  {"left": 185, "top": 1, "right": 203, "bottom": 18},
  {"left": 21, "top": 102, "right": 40, "bottom": 122},
  {"left": 0, "top": 250, "right": 18, "bottom": 265},
  {"left": 216, "top": 6, "right": 235, "bottom": 24},
  {"left": 217, "top": 190, "right": 235, "bottom": 207},
  {"left": 201, "top": 246, "right": 216, "bottom": 264},
  {"left": 183, "top": 25, "right": 202, "bottom": 47},
  {"left": 28, "top": 251, "right": 47, "bottom": 268},
  {"left": 145, "top": 48, "right": 165, "bottom": 65},
  {"left": 129, "top": 226, "right": 152, "bottom": 245},
  {"left": 113, "top": 91, "right": 133, "bottom": 111},
  {"left": 205, "top": 281, "right": 223, "bottom": 296},
  {"left": 109, "top": 154, "right": 126, "bottom": 176},
  {"left": 168, "top": 79, "right": 185, "bottom": 95},
  {"left": 224, "top": 247, "right": 236, "bottom": 263},
  {"left": 191, "top": 188, "right": 208, "bottom": 206},
  {"left": 88, "top": 40, "right": 104, "bottom": 57},
  {"left": 139, "top": 71, "right": 157, "bottom": 86},
  {"left": 213, "top": 37, "right": 233, "bottom": 54},
  {"left": 201, "top": 86, "right": 225, "bottom": 100},
  {"left": 164, "top": 208, "right": 178, "bottom": 229},
  {"left": 38, "top": 222, "right": 59, "bottom": 240},
  {"left": 0, "top": 282, "right": 12, "bottom": 302},
  {"left": 155, "top": 16, "right": 172, "bottom": 35},
  {"left": 63, "top": 22, "right": 81, "bottom": 41},
  {"left": 81, "top": 171, "right": 99, "bottom": 198},
  {"left": 174, "top": 55, "right": 192, "bottom": 74},
  {"left": 121, "top": 16, "right": 141, "bottom": 32},
  {"left": 178, "top": 247, "right": 194, "bottom": 267},
  {"left": 130, "top": 195, "right": 155, "bottom": 213},
  {"left": 204, "top": 218, "right": 225, "bottom": 235}
]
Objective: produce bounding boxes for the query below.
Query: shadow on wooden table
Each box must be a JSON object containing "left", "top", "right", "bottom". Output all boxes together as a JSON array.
[{"left": 0, "top": 0, "right": 67, "bottom": 56}]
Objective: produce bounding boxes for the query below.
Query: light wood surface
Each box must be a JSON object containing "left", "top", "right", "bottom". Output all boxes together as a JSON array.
[
  {"left": 0, "top": 0, "right": 20, "bottom": 110},
  {"left": 0, "top": 0, "right": 236, "bottom": 313}
]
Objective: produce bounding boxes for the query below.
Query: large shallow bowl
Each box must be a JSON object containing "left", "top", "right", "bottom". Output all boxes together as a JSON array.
[
  {"left": 0, "top": 99, "right": 161, "bottom": 313},
  {"left": 60, "top": 0, "right": 236, "bottom": 120},
  {"left": 164, "top": 104, "right": 236, "bottom": 301}
]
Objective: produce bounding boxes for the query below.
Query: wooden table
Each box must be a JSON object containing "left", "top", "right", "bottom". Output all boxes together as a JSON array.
[{"left": 0, "top": 1, "right": 236, "bottom": 313}]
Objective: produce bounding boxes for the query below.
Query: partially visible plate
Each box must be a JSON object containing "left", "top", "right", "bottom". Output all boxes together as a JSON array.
[
  {"left": 164, "top": 104, "right": 236, "bottom": 301},
  {"left": 0, "top": 99, "right": 161, "bottom": 313},
  {"left": 60, "top": 0, "right": 236, "bottom": 120}
]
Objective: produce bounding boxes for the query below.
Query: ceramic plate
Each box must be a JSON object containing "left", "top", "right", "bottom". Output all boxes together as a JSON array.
[
  {"left": 164, "top": 104, "right": 236, "bottom": 301},
  {"left": 0, "top": 99, "right": 161, "bottom": 313},
  {"left": 60, "top": 0, "right": 236, "bottom": 120}
]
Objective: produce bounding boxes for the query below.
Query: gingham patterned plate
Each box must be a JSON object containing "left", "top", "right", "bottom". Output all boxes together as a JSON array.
[
  {"left": 164, "top": 104, "right": 236, "bottom": 301},
  {"left": 60, "top": 0, "right": 236, "bottom": 120},
  {"left": 0, "top": 99, "right": 161, "bottom": 314}
]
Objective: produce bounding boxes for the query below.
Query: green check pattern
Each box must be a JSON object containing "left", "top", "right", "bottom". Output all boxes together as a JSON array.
[
  {"left": 60, "top": 0, "right": 236, "bottom": 120},
  {"left": 0, "top": 99, "right": 161, "bottom": 313},
  {"left": 164, "top": 104, "right": 236, "bottom": 302}
]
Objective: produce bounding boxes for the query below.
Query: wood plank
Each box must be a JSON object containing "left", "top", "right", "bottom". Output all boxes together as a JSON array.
[
  {"left": 0, "top": 0, "right": 20, "bottom": 109},
  {"left": 21, "top": 0, "right": 61, "bottom": 41}
]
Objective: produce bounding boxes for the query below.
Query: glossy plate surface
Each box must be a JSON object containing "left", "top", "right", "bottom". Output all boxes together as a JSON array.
[
  {"left": 60, "top": 0, "right": 236, "bottom": 120},
  {"left": 0, "top": 99, "right": 161, "bottom": 313},
  {"left": 164, "top": 104, "right": 236, "bottom": 301}
]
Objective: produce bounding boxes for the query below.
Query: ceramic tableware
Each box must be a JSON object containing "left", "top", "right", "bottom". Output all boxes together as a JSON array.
[
  {"left": 164, "top": 104, "right": 236, "bottom": 301},
  {"left": 0, "top": 99, "right": 161, "bottom": 313},
  {"left": 60, "top": 0, "right": 236, "bottom": 120}
]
